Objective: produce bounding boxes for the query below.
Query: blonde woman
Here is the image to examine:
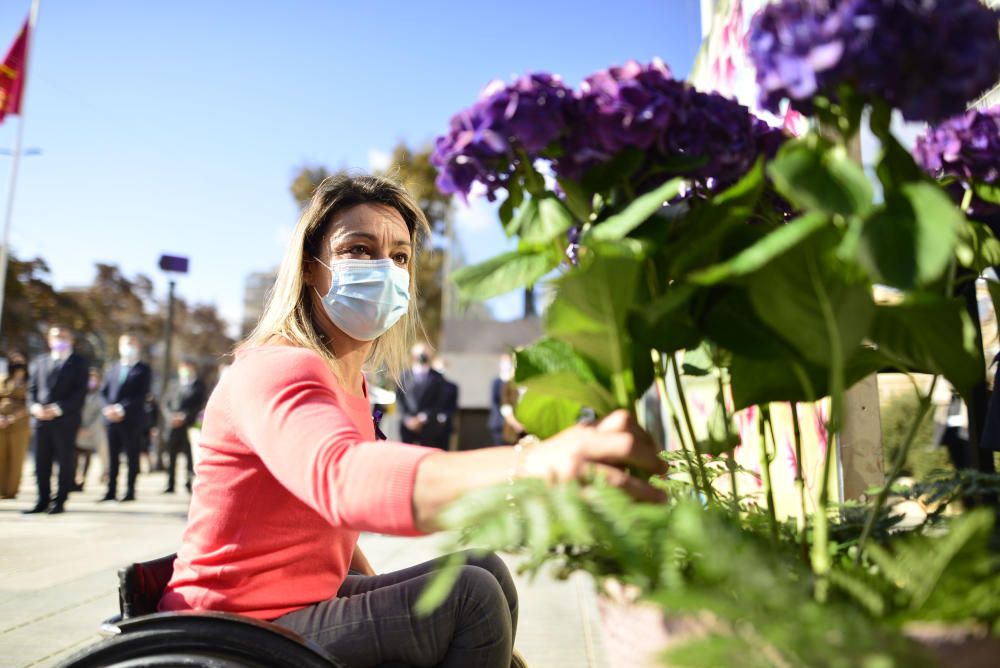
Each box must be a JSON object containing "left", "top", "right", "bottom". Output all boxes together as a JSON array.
[{"left": 159, "top": 174, "right": 665, "bottom": 667}]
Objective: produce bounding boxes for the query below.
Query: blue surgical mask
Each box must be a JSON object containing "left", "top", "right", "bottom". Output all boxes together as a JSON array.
[{"left": 313, "top": 258, "right": 410, "bottom": 341}]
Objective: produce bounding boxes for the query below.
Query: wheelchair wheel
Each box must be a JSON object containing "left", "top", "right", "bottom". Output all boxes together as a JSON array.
[{"left": 57, "top": 618, "right": 341, "bottom": 668}]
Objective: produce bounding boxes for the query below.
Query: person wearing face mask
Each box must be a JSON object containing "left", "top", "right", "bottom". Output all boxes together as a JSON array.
[
  {"left": 73, "top": 368, "right": 107, "bottom": 492},
  {"left": 162, "top": 360, "right": 206, "bottom": 494},
  {"left": 0, "top": 352, "right": 31, "bottom": 499},
  {"left": 158, "top": 174, "right": 664, "bottom": 668},
  {"left": 23, "top": 327, "right": 89, "bottom": 514},
  {"left": 99, "top": 333, "right": 152, "bottom": 502},
  {"left": 488, "top": 352, "right": 526, "bottom": 446},
  {"left": 396, "top": 342, "right": 454, "bottom": 449}
]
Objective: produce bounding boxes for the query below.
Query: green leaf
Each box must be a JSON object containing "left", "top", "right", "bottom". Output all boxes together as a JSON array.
[
  {"left": 545, "top": 241, "right": 646, "bottom": 400},
  {"left": 498, "top": 182, "right": 524, "bottom": 229},
  {"left": 956, "top": 218, "right": 1000, "bottom": 273},
  {"left": 514, "top": 389, "right": 583, "bottom": 439},
  {"left": 700, "top": 288, "right": 788, "bottom": 360},
  {"left": 519, "top": 371, "right": 618, "bottom": 417},
  {"left": 730, "top": 347, "right": 887, "bottom": 409},
  {"left": 689, "top": 211, "right": 830, "bottom": 285},
  {"left": 513, "top": 337, "right": 599, "bottom": 384},
  {"left": 767, "top": 134, "right": 874, "bottom": 218},
  {"left": 580, "top": 147, "right": 645, "bottom": 194},
  {"left": 504, "top": 196, "right": 538, "bottom": 238},
  {"left": 973, "top": 181, "right": 1000, "bottom": 205},
  {"left": 857, "top": 183, "right": 959, "bottom": 289},
  {"left": 627, "top": 283, "right": 702, "bottom": 355},
  {"left": 873, "top": 126, "right": 926, "bottom": 193},
  {"left": 869, "top": 299, "right": 982, "bottom": 396},
  {"left": 747, "top": 229, "right": 874, "bottom": 367},
  {"left": 557, "top": 177, "right": 592, "bottom": 222},
  {"left": 588, "top": 177, "right": 686, "bottom": 242},
  {"left": 699, "top": 401, "right": 741, "bottom": 455},
  {"left": 520, "top": 196, "right": 574, "bottom": 245},
  {"left": 450, "top": 250, "right": 554, "bottom": 301}
]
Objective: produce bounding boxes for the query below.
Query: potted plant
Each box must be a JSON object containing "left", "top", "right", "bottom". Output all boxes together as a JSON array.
[{"left": 420, "top": 1, "right": 1000, "bottom": 666}]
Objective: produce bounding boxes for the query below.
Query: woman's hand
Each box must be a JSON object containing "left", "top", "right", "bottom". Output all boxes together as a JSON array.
[{"left": 522, "top": 410, "right": 667, "bottom": 502}]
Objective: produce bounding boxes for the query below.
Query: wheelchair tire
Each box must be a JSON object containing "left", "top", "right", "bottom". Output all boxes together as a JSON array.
[{"left": 57, "top": 624, "right": 340, "bottom": 668}]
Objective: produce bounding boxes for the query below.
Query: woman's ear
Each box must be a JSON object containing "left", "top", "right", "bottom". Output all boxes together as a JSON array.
[{"left": 303, "top": 257, "right": 317, "bottom": 288}]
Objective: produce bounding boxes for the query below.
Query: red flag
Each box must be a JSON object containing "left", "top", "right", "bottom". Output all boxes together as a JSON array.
[{"left": 0, "top": 19, "right": 29, "bottom": 123}]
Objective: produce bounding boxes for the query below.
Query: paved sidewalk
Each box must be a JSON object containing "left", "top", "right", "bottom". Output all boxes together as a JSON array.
[{"left": 0, "top": 462, "right": 608, "bottom": 667}]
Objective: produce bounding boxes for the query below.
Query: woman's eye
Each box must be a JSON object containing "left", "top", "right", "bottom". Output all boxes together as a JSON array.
[
  {"left": 394, "top": 254, "right": 410, "bottom": 265},
  {"left": 348, "top": 245, "right": 370, "bottom": 256}
]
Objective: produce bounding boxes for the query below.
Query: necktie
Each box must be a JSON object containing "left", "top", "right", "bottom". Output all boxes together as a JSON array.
[{"left": 119, "top": 365, "right": 130, "bottom": 384}]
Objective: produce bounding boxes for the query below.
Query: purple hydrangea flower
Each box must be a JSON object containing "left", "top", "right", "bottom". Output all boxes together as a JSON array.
[
  {"left": 914, "top": 106, "right": 1000, "bottom": 185},
  {"left": 749, "top": 0, "right": 1000, "bottom": 123},
  {"left": 431, "top": 73, "right": 574, "bottom": 201}
]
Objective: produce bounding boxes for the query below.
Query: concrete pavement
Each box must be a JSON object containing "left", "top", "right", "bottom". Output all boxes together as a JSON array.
[{"left": 0, "top": 461, "right": 609, "bottom": 667}]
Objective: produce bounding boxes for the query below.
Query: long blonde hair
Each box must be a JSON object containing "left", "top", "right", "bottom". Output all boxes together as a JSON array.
[{"left": 238, "top": 172, "right": 430, "bottom": 385}]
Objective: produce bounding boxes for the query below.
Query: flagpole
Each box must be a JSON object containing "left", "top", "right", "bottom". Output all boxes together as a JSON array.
[{"left": 0, "top": 0, "right": 40, "bottom": 340}]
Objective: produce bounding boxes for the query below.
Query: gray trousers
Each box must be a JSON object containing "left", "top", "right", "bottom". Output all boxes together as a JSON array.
[{"left": 273, "top": 550, "right": 518, "bottom": 668}]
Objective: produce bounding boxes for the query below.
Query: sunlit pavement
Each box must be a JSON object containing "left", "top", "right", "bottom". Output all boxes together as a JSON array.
[{"left": 0, "top": 461, "right": 608, "bottom": 668}]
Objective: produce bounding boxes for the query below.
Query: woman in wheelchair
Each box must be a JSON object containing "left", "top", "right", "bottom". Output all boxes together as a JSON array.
[{"left": 153, "top": 174, "right": 665, "bottom": 668}]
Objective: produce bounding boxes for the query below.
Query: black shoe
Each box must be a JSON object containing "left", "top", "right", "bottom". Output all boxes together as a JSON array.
[
  {"left": 119, "top": 494, "right": 136, "bottom": 502},
  {"left": 70, "top": 482, "right": 84, "bottom": 492},
  {"left": 98, "top": 493, "right": 116, "bottom": 502},
  {"left": 21, "top": 502, "right": 49, "bottom": 514},
  {"left": 162, "top": 487, "right": 175, "bottom": 494},
  {"left": 46, "top": 503, "right": 65, "bottom": 515}
]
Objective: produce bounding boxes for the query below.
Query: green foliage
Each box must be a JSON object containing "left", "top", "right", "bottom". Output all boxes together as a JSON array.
[
  {"left": 880, "top": 391, "right": 947, "bottom": 480},
  {"left": 450, "top": 250, "right": 554, "bottom": 302}
]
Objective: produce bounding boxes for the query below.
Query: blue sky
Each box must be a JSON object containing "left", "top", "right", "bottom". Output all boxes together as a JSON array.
[{"left": 0, "top": 1, "right": 702, "bottom": 332}]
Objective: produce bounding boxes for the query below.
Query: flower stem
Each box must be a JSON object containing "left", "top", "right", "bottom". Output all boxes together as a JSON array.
[
  {"left": 671, "top": 352, "right": 714, "bottom": 500},
  {"left": 855, "top": 375, "right": 940, "bottom": 562},
  {"left": 715, "top": 367, "right": 740, "bottom": 516},
  {"left": 653, "top": 349, "right": 702, "bottom": 497},
  {"left": 790, "top": 402, "right": 809, "bottom": 561},
  {"left": 807, "top": 253, "right": 844, "bottom": 603},
  {"left": 759, "top": 406, "right": 780, "bottom": 544}
]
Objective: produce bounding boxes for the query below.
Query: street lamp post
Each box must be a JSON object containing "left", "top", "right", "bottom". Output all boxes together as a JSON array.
[{"left": 157, "top": 254, "right": 188, "bottom": 468}]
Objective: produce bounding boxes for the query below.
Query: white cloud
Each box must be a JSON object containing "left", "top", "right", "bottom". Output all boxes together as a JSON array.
[{"left": 367, "top": 148, "right": 391, "bottom": 172}]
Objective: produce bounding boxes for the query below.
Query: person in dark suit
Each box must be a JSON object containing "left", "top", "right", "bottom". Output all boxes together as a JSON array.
[
  {"left": 100, "top": 333, "right": 152, "bottom": 502},
  {"left": 163, "top": 360, "right": 206, "bottom": 493},
  {"left": 487, "top": 353, "right": 524, "bottom": 446},
  {"left": 396, "top": 343, "right": 454, "bottom": 449},
  {"left": 23, "top": 326, "right": 89, "bottom": 515}
]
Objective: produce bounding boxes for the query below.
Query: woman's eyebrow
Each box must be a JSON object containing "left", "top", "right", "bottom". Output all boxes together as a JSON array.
[{"left": 335, "top": 231, "right": 412, "bottom": 248}]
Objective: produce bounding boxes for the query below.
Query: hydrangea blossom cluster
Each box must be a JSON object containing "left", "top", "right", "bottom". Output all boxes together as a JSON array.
[
  {"left": 431, "top": 73, "right": 574, "bottom": 202},
  {"left": 914, "top": 106, "right": 1000, "bottom": 186},
  {"left": 433, "top": 59, "right": 783, "bottom": 201},
  {"left": 748, "top": 0, "right": 1000, "bottom": 123}
]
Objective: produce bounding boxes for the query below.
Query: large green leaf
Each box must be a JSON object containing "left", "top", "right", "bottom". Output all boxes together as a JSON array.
[
  {"left": 519, "top": 371, "right": 618, "bottom": 417},
  {"left": 747, "top": 229, "right": 874, "bottom": 367},
  {"left": 588, "top": 177, "right": 686, "bottom": 241},
  {"left": 514, "top": 389, "right": 583, "bottom": 439},
  {"left": 514, "top": 337, "right": 599, "bottom": 384},
  {"left": 689, "top": 211, "right": 830, "bottom": 285},
  {"left": 869, "top": 299, "right": 982, "bottom": 396},
  {"left": 450, "top": 250, "right": 554, "bottom": 301},
  {"left": 972, "top": 181, "right": 1000, "bottom": 205},
  {"left": 700, "top": 287, "right": 788, "bottom": 360},
  {"left": 730, "top": 347, "right": 887, "bottom": 409},
  {"left": 666, "top": 160, "right": 766, "bottom": 277},
  {"left": 955, "top": 218, "right": 1000, "bottom": 273},
  {"left": 519, "top": 196, "right": 575, "bottom": 245},
  {"left": 767, "top": 134, "right": 874, "bottom": 218},
  {"left": 627, "top": 283, "right": 702, "bottom": 355},
  {"left": 503, "top": 194, "right": 536, "bottom": 238},
  {"left": 545, "top": 241, "right": 645, "bottom": 389},
  {"left": 857, "top": 183, "right": 959, "bottom": 289}
]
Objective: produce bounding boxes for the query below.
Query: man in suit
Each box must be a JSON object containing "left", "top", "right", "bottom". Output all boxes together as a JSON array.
[
  {"left": 100, "top": 333, "right": 152, "bottom": 502},
  {"left": 23, "top": 326, "right": 89, "bottom": 515},
  {"left": 162, "top": 360, "right": 206, "bottom": 493},
  {"left": 396, "top": 343, "right": 454, "bottom": 450}
]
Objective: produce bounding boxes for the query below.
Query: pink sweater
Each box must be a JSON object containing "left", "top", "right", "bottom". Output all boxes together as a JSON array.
[{"left": 159, "top": 345, "right": 434, "bottom": 620}]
